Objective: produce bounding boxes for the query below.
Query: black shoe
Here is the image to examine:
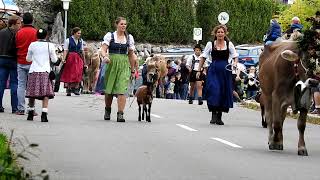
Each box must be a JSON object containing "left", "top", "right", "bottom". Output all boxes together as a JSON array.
[
  {"left": 41, "top": 112, "right": 48, "bottom": 122},
  {"left": 198, "top": 97, "right": 203, "bottom": 105},
  {"left": 73, "top": 88, "right": 80, "bottom": 95},
  {"left": 216, "top": 112, "right": 224, "bottom": 125},
  {"left": 0, "top": 107, "right": 4, "bottom": 113},
  {"left": 117, "top": 112, "right": 125, "bottom": 122},
  {"left": 188, "top": 97, "right": 194, "bottom": 104},
  {"left": 27, "top": 110, "right": 34, "bottom": 121},
  {"left": 210, "top": 112, "right": 218, "bottom": 124},
  {"left": 104, "top": 107, "right": 111, "bottom": 120},
  {"left": 66, "top": 88, "right": 72, "bottom": 96}
]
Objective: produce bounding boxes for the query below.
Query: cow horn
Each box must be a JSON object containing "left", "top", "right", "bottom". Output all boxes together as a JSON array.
[{"left": 281, "top": 50, "right": 299, "bottom": 62}]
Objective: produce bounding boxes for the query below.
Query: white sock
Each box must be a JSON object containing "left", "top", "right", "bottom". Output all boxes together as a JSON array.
[
  {"left": 27, "top": 106, "right": 35, "bottom": 111},
  {"left": 42, "top": 108, "right": 48, "bottom": 113}
]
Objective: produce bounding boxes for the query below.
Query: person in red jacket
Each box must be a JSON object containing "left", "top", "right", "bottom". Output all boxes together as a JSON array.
[{"left": 15, "top": 12, "right": 37, "bottom": 115}]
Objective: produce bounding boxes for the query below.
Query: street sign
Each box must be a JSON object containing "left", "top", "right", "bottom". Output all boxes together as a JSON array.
[
  {"left": 193, "top": 28, "right": 202, "bottom": 44},
  {"left": 218, "top": 12, "right": 229, "bottom": 25}
]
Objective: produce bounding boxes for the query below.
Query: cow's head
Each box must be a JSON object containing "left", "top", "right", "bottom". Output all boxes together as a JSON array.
[{"left": 146, "top": 58, "right": 159, "bottom": 86}]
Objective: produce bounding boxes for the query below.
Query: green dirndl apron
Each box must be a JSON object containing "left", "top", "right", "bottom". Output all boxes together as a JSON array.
[{"left": 104, "top": 53, "right": 130, "bottom": 94}]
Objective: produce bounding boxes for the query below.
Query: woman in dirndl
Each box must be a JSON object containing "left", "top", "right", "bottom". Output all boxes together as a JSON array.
[
  {"left": 197, "top": 25, "right": 238, "bottom": 125},
  {"left": 25, "top": 29, "right": 58, "bottom": 122},
  {"left": 60, "top": 27, "right": 86, "bottom": 96},
  {"left": 100, "top": 17, "right": 136, "bottom": 122}
]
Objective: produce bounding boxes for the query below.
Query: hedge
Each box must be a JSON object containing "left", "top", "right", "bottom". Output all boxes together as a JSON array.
[
  {"left": 60, "top": 0, "right": 195, "bottom": 43},
  {"left": 53, "top": 0, "right": 279, "bottom": 44},
  {"left": 196, "top": 0, "right": 275, "bottom": 44}
]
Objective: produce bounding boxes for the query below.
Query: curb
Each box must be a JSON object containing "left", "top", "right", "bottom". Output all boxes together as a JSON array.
[{"left": 241, "top": 100, "right": 320, "bottom": 125}]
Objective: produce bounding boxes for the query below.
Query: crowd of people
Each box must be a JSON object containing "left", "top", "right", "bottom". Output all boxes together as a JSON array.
[{"left": 1, "top": 11, "right": 320, "bottom": 125}]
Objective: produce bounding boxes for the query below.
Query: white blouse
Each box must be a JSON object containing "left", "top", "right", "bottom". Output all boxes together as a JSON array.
[
  {"left": 102, "top": 31, "right": 135, "bottom": 51},
  {"left": 63, "top": 36, "right": 84, "bottom": 51},
  {"left": 26, "top": 41, "right": 58, "bottom": 73},
  {"left": 200, "top": 41, "right": 238, "bottom": 63}
]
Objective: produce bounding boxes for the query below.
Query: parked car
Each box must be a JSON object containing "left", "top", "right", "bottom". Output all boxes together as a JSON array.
[
  {"left": 157, "top": 48, "right": 194, "bottom": 62},
  {"left": 235, "top": 44, "right": 264, "bottom": 67}
]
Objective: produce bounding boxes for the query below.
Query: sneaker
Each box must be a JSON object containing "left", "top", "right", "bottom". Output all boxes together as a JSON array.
[
  {"left": 73, "top": 88, "right": 80, "bottom": 96},
  {"left": 310, "top": 109, "right": 320, "bottom": 115},
  {"left": 15, "top": 110, "right": 25, "bottom": 115},
  {"left": 0, "top": 107, "right": 4, "bottom": 113}
]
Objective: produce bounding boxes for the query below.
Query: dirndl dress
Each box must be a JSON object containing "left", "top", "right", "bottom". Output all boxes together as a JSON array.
[
  {"left": 60, "top": 52, "right": 84, "bottom": 83},
  {"left": 26, "top": 72, "right": 54, "bottom": 100},
  {"left": 104, "top": 33, "right": 131, "bottom": 95},
  {"left": 205, "top": 41, "right": 233, "bottom": 112}
]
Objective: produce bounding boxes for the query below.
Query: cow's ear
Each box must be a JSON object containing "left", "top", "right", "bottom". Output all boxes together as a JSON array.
[{"left": 281, "top": 50, "right": 299, "bottom": 62}]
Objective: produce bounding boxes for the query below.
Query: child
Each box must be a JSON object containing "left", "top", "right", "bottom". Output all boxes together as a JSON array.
[
  {"left": 166, "top": 76, "right": 175, "bottom": 99},
  {"left": 174, "top": 72, "right": 182, "bottom": 99},
  {"left": 244, "top": 66, "right": 259, "bottom": 100}
]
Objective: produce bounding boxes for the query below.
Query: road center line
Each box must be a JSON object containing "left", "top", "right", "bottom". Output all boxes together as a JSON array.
[
  {"left": 151, "top": 113, "right": 162, "bottom": 118},
  {"left": 211, "top": 137, "right": 243, "bottom": 148},
  {"left": 176, "top": 124, "right": 198, "bottom": 132}
]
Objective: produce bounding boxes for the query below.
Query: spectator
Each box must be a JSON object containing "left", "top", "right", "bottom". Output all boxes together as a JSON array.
[
  {"left": 187, "top": 44, "right": 204, "bottom": 105},
  {"left": 285, "top": 16, "right": 303, "bottom": 39},
  {"left": 166, "top": 76, "right": 175, "bottom": 99},
  {"left": 264, "top": 19, "right": 282, "bottom": 46},
  {"left": 15, "top": 12, "right": 37, "bottom": 115},
  {"left": 0, "top": 15, "right": 21, "bottom": 113},
  {"left": 60, "top": 27, "right": 86, "bottom": 96},
  {"left": 179, "top": 56, "right": 190, "bottom": 100},
  {"left": 244, "top": 66, "right": 259, "bottom": 99},
  {"left": 25, "top": 29, "right": 58, "bottom": 122},
  {"left": 174, "top": 72, "right": 182, "bottom": 99}
]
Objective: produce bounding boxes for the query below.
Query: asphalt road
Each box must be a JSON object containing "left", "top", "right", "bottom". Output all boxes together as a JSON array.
[{"left": 1, "top": 91, "right": 320, "bottom": 180}]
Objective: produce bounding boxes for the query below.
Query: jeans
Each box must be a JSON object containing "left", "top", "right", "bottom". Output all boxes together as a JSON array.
[
  {"left": 0, "top": 58, "right": 18, "bottom": 112},
  {"left": 174, "top": 93, "right": 181, "bottom": 100},
  {"left": 17, "top": 64, "right": 31, "bottom": 112},
  {"left": 246, "top": 90, "right": 257, "bottom": 99},
  {"left": 179, "top": 83, "right": 189, "bottom": 100}
]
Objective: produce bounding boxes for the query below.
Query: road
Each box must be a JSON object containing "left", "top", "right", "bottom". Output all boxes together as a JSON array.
[{"left": 1, "top": 91, "right": 320, "bottom": 180}]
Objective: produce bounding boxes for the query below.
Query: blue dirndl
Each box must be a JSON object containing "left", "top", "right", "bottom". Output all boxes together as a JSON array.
[{"left": 205, "top": 60, "right": 233, "bottom": 112}]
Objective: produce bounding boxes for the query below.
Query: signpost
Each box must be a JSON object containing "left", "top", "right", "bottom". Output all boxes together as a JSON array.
[
  {"left": 218, "top": 12, "right": 229, "bottom": 25},
  {"left": 193, "top": 28, "right": 202, "bottom": 44}
]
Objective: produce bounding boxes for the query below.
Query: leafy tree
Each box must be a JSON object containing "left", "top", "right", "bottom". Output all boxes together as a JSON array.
[{"left": 278, "top": 0, "right": 320, "bottom": 31}]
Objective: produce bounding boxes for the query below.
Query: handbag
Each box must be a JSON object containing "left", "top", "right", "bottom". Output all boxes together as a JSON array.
[{"left": 48, "top": 43, "right": 56, "bottom": 81}]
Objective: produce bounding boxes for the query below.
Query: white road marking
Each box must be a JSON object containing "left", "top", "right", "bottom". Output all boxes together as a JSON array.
[
  {"left": 176, "top": 124, "right": 198, "bottom": 132},
  {"left": 151, "top": 113, "right": 162, "bottom": 118},
  {"left": 211, "top": 137, "right": 243, "bottom": 148}
]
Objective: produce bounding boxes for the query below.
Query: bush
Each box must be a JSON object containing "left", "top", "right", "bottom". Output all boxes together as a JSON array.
[
  {"left": 66, "top": 0, "right": 195, "bottom": 43},
  {"left": 196, "top": 0, "right": 275, "bottom": 44}
]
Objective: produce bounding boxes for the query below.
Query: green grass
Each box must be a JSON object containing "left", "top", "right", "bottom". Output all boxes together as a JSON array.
[
  {"left": 242, "top": 102, "right": 320, "bottom": 125},
  {"left": 0, "top": 133, "right": 20, "bottom": 180}
]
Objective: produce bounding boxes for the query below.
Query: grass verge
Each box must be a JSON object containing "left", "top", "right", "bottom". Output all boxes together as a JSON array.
[{"left": 241, "top": 101, "right": 320, "bottom": 125}]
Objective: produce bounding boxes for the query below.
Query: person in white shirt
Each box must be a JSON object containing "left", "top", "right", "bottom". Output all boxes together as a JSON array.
[
  {"left": 25, "top": 29, "right": 58, "bottom": 122},
  {"left": 186, "top": 44, "right": 204, "bottom": 105}
]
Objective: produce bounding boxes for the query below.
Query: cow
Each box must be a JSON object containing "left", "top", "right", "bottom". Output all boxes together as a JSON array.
[
  {"left": 259, "top": 31, "right": 319, "bottom": 156},
  {"left": 82, "top": 47, "right": 101, "bottom": 94}
]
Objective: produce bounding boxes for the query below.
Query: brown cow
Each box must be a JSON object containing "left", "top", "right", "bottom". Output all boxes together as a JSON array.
[
  {"left": 259, "top": 39, "right": 318, "bottom": 156},
  {"left": 83, "top": 47, "right": 101, "bottom": 94}
]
